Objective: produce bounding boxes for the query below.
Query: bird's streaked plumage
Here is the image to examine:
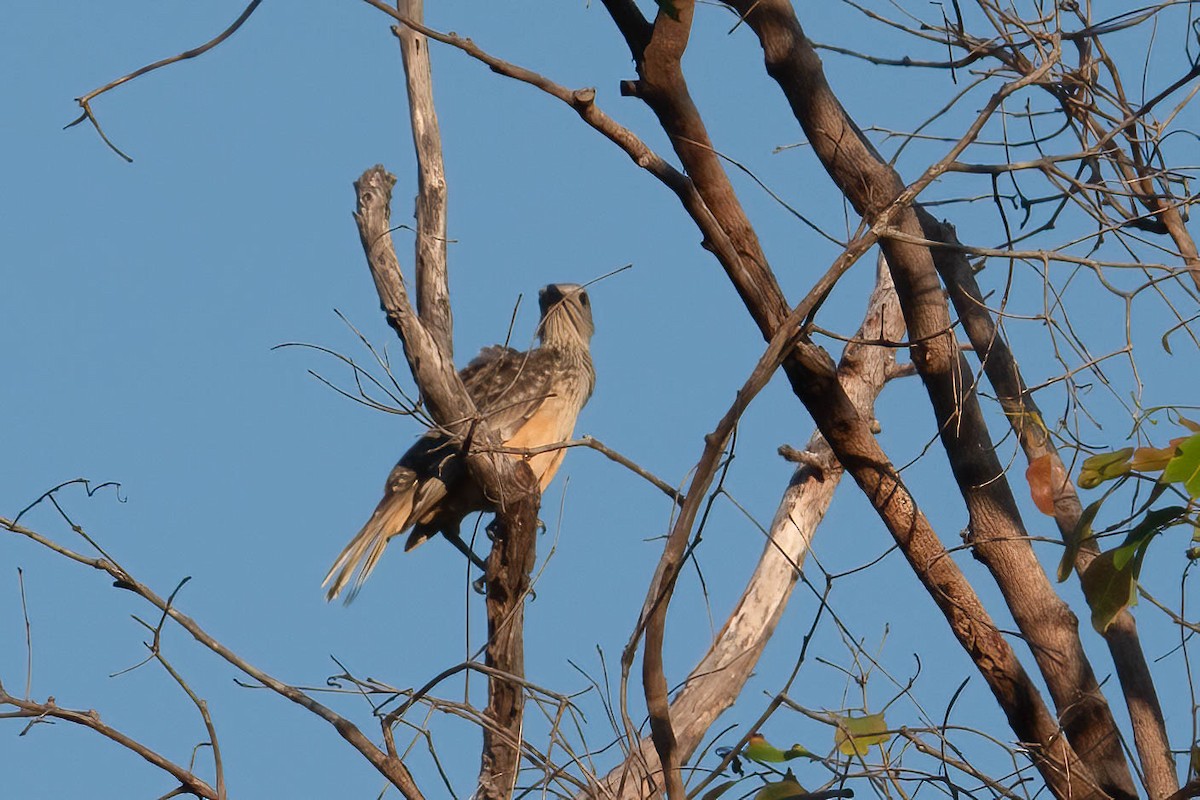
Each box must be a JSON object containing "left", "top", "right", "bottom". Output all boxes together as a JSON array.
[{"left": 323, "top": 284, "right": 595, "bottom": 601}]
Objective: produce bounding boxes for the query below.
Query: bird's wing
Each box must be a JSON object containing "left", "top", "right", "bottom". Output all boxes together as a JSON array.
[{"left": 459, "top": 345, "right": 567, "bottom": 441}]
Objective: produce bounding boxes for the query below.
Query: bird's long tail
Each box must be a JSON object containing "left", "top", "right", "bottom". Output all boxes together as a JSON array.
[{"left": 323, "top": 491, "right": 416, "bottom": 603}]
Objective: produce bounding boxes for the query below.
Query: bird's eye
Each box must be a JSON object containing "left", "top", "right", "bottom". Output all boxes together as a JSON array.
[{"left": 580, "top": 294, "right": 590, "bottom": 306}]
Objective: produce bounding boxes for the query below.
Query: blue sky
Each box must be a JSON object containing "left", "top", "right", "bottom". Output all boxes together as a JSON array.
[{"left": 3, "top": 2, "right": 1197, "bottom": 798}]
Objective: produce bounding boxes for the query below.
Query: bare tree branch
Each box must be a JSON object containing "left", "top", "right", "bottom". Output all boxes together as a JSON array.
[
  {"left": 0, "top": 683, "right": 218, "bottom": 799},
  {"left": 65, "top": 0, "right": 265, "bottom": 162},
  {"left": 600, "top": 256, "right": 905, "bottom": 799},
  {"left": 392, "top": 0, "right": 453, "bottom": 358},
  {"left": 582, "top": 2, "right": 1104, "bottom": 795},
  {"left": 1, "top": 513, "right": 427, "bottom": 800},
  {"left": 353, "top": 167, "right": 539, "bottom": 799},
  {"left": 725, "top": 3, "right": 1135, "bottom": 795},
  {"left": 921, "top": 213, "right": 1177, "bottom": 797}
]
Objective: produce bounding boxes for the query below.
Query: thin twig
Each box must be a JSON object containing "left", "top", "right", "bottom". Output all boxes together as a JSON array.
[{"left": 65, "top": 0, "right": 265, "bottom": 161}]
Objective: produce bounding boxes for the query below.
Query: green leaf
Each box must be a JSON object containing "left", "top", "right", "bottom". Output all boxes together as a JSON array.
[
  {"left": 1078, "top": 448, "right": 1133, "bottom": 489},
  {"left": 754, "top": 770, "right": 808, "bottom": 800},
  {"left": 1110, "top": 537, "right": 1142, "bottom": 572},
  {"left": 1119, "top": 505, "right": 1188, "bottom": 560},
  {"left": 1059, "top": 497, "right": 1103, "bottom": 582},
  {"left": 1083, "top": 447, "right": 1134, "bottom": 473},
  {"left": 1081, "top": 548, "right": 1137, "bottom": 633},
  {"left": 833, "top": 712, "right": 889, "bottom": 756},
  {"left": 1082, "top": 504, "right": 1188, "bottom": 632},
  {"left": 784, "top": 744, "right": 818, "bottom": 761},
  {"left": 1162, "top": 434, "right": 1200, "bottom": 498}
]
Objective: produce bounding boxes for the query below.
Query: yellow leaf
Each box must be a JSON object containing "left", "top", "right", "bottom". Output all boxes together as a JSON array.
[
  {"left": 1080, "top": 549, "right": 1138, "bottom": 633},
  {"left": 833, "top": 712, "right": 890, "bottom": 756},
  {"left": 1058, "top": 498, "right": 1101, "bottom": 582}
]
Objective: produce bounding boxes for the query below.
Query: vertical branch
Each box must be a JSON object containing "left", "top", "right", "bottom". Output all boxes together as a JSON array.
[
  {"left": 354, "top": 167, "right": 538, "bottom": 798},
  {"left": 468, "top": 302, "right": 542, "bottom": 795},
  {"left": 478, "top": 484, "right": 540, "bottom": 800},
  {"left": 394, "top": 0, "right": 452, "bottom": 358}
]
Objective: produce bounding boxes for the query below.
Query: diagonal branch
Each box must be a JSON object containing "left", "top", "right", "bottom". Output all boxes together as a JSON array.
[
  {"left": 725, "top": 2, "right": 1134, "bottom": 795},
  {"left": 600, "top": 257, "right": 904, "bottom": 800},
  {"left": 1, "top": 513, "right": 427, "bottom": 800},
  {"left": 921, "top": 213, "right": 1177, "bottom": 798},
  {"left": 0, "top": 684, "right": 218, "bottom": 799},
  {"left": 65, "top": 0, "right": 264, "bottom": 162},
  {"left": 368, "top": 7, "right": 1107, "bottom": 796},
  {"left": 619, "top": 235, "right": 862, "bottom": 800},
  {"left": 595, "top": 3, "right": 1101, "bottom": 797}
]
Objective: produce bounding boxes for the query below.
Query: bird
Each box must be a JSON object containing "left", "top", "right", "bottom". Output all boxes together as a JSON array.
[{"left": 323, "top": 283, "right": 596, "bottom": 602}]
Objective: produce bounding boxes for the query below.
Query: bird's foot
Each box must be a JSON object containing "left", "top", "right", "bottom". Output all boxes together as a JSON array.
[{"left": 485, "top": 518, "right": 547, "bottom": 537}]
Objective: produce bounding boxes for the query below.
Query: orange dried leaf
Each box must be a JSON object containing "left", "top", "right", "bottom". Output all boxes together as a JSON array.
[
  {"left": 1131, "top": 446, "right": 1175, "bottom": 472},
  {"left": 1026, "top": 454, "right": 1066, "bottom": 515}
]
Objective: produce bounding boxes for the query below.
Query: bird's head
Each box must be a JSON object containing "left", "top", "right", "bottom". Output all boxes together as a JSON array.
[{"left": 537, "top": 283, "right": 594, "bottom": 347}]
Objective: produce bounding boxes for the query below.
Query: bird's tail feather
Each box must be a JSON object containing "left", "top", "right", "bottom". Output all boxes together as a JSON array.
[{"left": 323, "top": 492, "right": 415, "bottom": 603}]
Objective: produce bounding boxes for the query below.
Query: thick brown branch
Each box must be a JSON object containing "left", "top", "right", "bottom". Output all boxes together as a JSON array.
[
  {"left": 921, "top": 214, "right": 1176, "bottom": 797},
  {"left": 591, "top": 2, "right": 1102, "bottom": 796},
  {"left": 727, "top": 3, "right": 1132, "bottom": 796}
]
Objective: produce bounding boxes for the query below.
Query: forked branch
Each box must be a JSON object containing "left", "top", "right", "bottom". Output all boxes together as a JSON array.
[{"left": 353, "top": 167, "right": 538, "bottom": 799}]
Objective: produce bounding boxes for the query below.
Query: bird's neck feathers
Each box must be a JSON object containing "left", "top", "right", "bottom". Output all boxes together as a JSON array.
[
  {"left": 536, "top": 310, "right": 596, "bottom": 400},
  {"left": 537, "top": 309, "right": 593, "bottom": 351}
]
